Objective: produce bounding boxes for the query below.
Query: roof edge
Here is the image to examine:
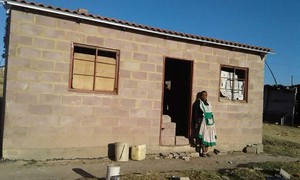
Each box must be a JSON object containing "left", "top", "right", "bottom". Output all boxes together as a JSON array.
[{"left": 1, "top": 0, "right": 274, "bottom": 54}]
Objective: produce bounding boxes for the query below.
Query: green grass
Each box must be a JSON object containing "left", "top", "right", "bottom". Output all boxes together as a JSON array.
[
  {"left": 122, "top": 170, "right": 223, "bottom": 180},
  {"left": 263, "top": 123, "right": 300, "bottom": 158},
  {"left": 122, "top": 162, "right": 300, "bottom": 180},
  {"left": 223, "top": 168, "right": 265, "bottom": 180},
  {"left": 249, "top": 161, "right": 300, "bottom": 177}
]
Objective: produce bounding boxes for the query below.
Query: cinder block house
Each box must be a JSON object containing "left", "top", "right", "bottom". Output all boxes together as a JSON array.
[{"left": 0, "top": 0, "right": 273, "bottom": 160}]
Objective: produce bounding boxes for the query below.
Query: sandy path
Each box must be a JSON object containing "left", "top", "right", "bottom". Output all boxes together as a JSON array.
[{"left": 0, "top": 152, "right": 298, "bottom": 180}]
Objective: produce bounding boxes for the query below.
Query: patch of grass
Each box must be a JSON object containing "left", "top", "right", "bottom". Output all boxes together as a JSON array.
[
  {"left": 24, "top": 159, "right": 38, "bottom": 166},
  {"left": 263, "top": 124, "right": 300, "bottom": 158},
  {"left": 122, "top": 161, "right": 300, "bottom": 180},
  {"left": 263, "top": 135, "right": 300, "bottom": 157},
  {"left": 0, "top": 158, "right": 17, "bottom": 163},
  {"left": 224, "top": 168, "right": 265, "bottom": 180},
  {"left": 122, "top": 170, "right": 223, "bottom": 180},
  {"left": 223, "top": 162, "right": 300, "bottom": 180},
  {"left": 249, "top": 161, "right": 300, "bottom": 177}
]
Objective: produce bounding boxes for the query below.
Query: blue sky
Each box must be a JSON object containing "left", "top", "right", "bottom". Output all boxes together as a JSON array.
[{"left": 0, "top": 0, "right": 299, "bottom": 85}]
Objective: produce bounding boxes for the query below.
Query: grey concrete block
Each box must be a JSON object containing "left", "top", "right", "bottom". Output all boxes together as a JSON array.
[
  {"left": 246, "top": 146, "right": 257, "bottom": 154},
  {"left": 180, "top": 177, "right": 190, "bottom": 180},
  {"left": 254, "top": 144, "right": 264, "bottom": 153},
  {"left": 162, "top": 115, "right": 171, "bottom": 123},
  {"left": 189, "top": 152, "right": 199, "bottom": 157},
  {"left": 182, "top": 156, "right": 190, "bottom": 161},
  {"left": 279, "top": 168, "right": 291, "bottom": 179}
]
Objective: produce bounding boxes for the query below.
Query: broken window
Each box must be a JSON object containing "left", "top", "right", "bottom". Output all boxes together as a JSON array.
[
  {"left": 220, "top": 65, "right": 248, "bottom": 101},
  {"left": 70, "top": 44, "right": 119, "bottom": 93}
]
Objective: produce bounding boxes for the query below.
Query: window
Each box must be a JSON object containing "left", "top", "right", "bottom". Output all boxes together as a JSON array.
[
  {"left": 70, "top": 44, "right": 119, "bottom": 93},
  {"left": 219, "top": 65, "right": 248, "bottom": 101}
]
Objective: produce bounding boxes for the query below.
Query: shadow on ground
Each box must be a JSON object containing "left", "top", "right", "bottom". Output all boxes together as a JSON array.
[{"left": 72, "top": 168, "right": 105, "bottom": 180}]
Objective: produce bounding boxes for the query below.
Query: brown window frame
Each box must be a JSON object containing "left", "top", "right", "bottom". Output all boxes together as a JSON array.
[
  {"left": 69, "top": 43, "right": 120, "bottom": 94},
  {"left": 219, "top": 64, "right": 248, "bottom": 102}
]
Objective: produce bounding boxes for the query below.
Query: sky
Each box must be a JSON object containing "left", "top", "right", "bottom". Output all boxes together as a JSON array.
[{"left": 0, "top": 0, "right": 299, "bottom": 86}]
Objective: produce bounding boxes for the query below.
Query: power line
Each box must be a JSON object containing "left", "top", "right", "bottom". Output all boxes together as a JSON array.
[{"left": 265, "top": 60, "right": 277, "bottom": 85}]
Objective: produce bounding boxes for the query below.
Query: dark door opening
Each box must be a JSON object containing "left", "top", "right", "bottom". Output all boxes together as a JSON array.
[{"left": 163, "top": 57, "right": 193, "bottom": 138}]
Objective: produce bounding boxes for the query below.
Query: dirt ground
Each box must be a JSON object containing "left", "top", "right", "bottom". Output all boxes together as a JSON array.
[{"left": 0, "top": 152, "right": 298, "bottom": 180}]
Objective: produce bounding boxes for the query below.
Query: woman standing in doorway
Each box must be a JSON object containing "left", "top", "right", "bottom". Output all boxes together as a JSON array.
[{"left": 198, "top": 91, "right": 217, "bottom": 157}]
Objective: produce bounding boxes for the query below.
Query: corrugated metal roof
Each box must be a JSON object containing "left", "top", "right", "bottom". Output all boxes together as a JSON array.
[{"left": 1, "top": 0, "right": 273, "bottom": 54}]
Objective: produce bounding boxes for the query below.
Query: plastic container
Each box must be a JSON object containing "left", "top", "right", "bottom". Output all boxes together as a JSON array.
[
  {"left": 115, "top": 142, "right": 129, "bottom": 162},
  {"left": 106, "top": 164, "right": 120, "bottom": 180},
  {"left": 131, "top": 144, "right": 146, "bottom": 161}
]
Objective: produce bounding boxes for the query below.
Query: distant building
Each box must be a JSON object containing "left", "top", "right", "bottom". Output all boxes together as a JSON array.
[
  {"left": 0, "top": 0, "right": 273, "bottom": 160},
  {"left": 263, "top": 84, "right": 300, "bottom": 126}
]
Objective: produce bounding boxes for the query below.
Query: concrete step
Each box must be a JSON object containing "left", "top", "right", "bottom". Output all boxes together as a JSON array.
[
  {"left": 175, "top": 136, "right": 190, "bottom": 145},
  {"left": 162, "top": 115, "right": 171, "bottom": 123},
  {"left": 148, "top": 145, "right": 195, "bottom": 154}
]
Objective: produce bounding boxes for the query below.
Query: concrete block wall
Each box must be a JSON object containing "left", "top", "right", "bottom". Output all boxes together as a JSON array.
[{"left": 3, "top": 9, "right": 264, "bottom": 159}]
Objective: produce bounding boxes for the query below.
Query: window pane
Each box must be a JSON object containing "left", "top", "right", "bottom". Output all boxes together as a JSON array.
[
  {"left": 97, "top": 55, "right": 116, "bottom": 65},
  {"left": 74, "top": 46, "right": 96, "bottom": 59},
  {"left": 96, "top": 63, "right": 116, "bottom": 78},
  {"left": 98, "top": 50, "right": 116, "bottom": 59},
  {"left": 235, "top": 69, "right": 246, "bottom": 80},
  {"left": 220, "top": 69, "right": 234, "bottom": 100},
  {"left": 71, "top": 45, "right": 119, "bottom": 93},
  {"left": 73, "top": 60, "right": 94, "bottom": 75},
  {"left": 72, "top": 75, "right": 93, "bottom": 90},
  {"left": 95, "top": 77, "right": 115, "bottom": 91},
  {"left": 74, "top": 52, "right": 95, "bottom": 61},
  {"left": 220, "top": 66, "right": 247, "bottom": 101}
]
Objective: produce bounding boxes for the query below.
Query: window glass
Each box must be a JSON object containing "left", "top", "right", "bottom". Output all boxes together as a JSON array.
[
  {"left": 220, "top": 65, "right": 248, "bottom": 101},
  {"left": 70, "top": 44, "right": 119, "bottom": 93}
]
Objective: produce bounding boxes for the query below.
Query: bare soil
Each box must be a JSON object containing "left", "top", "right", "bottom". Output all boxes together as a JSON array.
[{"left": 0, "top": 152, "right": 298, "bottom": 180}]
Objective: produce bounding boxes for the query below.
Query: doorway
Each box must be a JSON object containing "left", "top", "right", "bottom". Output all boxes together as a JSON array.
[{"left": 162, "top": 57, "right": 193, "bottom": 138}]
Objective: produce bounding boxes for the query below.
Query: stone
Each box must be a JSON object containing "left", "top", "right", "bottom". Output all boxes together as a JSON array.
[
  {"left": 214, "top": 149, "right": 227, "bottom": 156},
  {"left": 168, "top": 154, "right": 174, "bottom": 159},
  {"left": 254, "top": 167, "right": 263, "bottom": 171},
  {"left": 182, "top": 156, "right": 190, "bottom": 161},
  {"left": 159, "top": 153, "right": 168, "bottom": 157},
  {"left": 189, "top": 152, "right": 199, "bottom": 157},
  {"left": 221, "top": 175, "right": 231, "bottom": 180},
  {"left": 246, "top": 146, "right": 257, "bottom": 154},
  {"left": 279, "top": 168, "right": 291, "bottom": 179},
  {"left": 179, "top": 153, "right": 186, "bottom": 158},
  {"left": 253, "top": 144, "right": 264, "bottom": 153},
  {"left": 180, "top": 177, "right": 190, "bottom": 180}
]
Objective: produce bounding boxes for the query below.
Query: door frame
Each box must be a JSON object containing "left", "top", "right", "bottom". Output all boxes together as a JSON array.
[{"left": 159, "top": 56, "right": 194, "bottom": 145}]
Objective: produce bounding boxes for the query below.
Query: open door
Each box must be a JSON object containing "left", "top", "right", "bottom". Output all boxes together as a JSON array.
[{"left": 162, "top": 57, "right": 193, "bottom": 139}]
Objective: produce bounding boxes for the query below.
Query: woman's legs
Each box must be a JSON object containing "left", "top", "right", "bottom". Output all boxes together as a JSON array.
[
  {"left": 194, "top": 137, "right": 200, "bottom": 152},
  {"left": 200, "top": 145, "right": 206, "bottom": 157},
  {"left": 201, "top": 146, "right": 212, "bottom": 157},
  {"left": 204, "top": 146, "right": 208, "bottom": 154},
  {"left": 202, "top": 145, "right": 208, "bottom": 154}
]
